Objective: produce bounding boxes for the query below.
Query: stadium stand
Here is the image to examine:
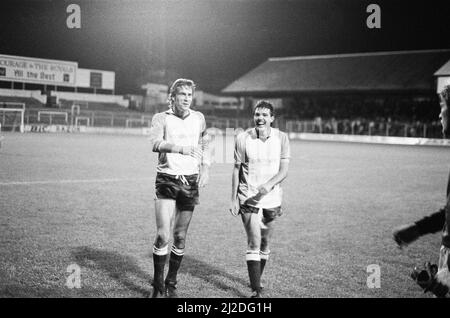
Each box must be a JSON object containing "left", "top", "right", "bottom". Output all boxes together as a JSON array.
[
  {"left": 0, "top": 89, "right": 45, "bottom": 109},
  {"left": 0, "top": 51, "right": 447, "bottom": 139},
  {"left": 0, "top": 96, "right": 43, "bottom": 109},
  {"left": 0, "top": 89, "right": 150, "bottom": 131},
  {"left": 222, "top": 49, "right": 450, "bottom": 122},
  {"left": 58, "top": 99, "right": 131, "bottom": 112},
  {"left": 52, "top": 92, "right": 129, "bottom": 109}
]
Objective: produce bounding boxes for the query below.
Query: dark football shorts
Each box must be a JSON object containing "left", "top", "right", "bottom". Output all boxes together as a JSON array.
[
  {"left": 239, "top": 204, "right": 283, "bottom": 223},
  {"left": 155, "top": 172, "right": 199, "bottom": 211}
]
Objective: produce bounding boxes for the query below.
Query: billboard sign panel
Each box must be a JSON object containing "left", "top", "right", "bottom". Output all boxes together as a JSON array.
[
  {"left": 0, "top": 54, "right": 78, "bottom": 86},
  {"left": 76, "top": 68, "right": 115, "bottom": 90},
  {"left": 90, "top": 72, "right": 103, "bottom": 88}
]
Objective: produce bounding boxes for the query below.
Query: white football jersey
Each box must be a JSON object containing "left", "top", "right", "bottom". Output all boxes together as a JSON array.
[
  {"left": 234, "top": 127, "right": 290, "bottom": 208},
  {"left": 149, "top": 109, "right": 208, "bottom": 175}
]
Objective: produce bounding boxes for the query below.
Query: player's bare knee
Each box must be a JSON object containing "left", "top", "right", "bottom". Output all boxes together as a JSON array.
[
  {"left": 247, "top": 239, "right": 260, "bottom": 251},
  {"left": 155, "top": 232, "right": 170, "bottom": 247},
  {"left": 260, "top": 237, "right": 269, "bottom": 251},
  {"left": 173, "top": 232, "right": 187, "bottom": 249}
]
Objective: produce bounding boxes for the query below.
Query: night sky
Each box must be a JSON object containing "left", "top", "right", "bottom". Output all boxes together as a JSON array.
[{"left": 0, "top": 0, "right": 449, "bottom": 94}]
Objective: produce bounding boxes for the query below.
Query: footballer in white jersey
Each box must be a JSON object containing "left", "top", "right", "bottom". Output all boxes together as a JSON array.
[
  {"left": 230, "top": 100, "right": 290, "bottom": 298},
  {"left": 148, "top": 79, "right": 210, "bottom": 298}
]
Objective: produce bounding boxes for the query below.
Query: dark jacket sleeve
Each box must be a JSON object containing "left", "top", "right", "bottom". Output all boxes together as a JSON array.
[
  {"left": 442, "top": 178, "right": 450, "bottom": 247},
  {"left": 414, "top": 208, "right": 446, "bottom": 235},
  {"left": 443, "top": 172, "right": 450, "bottom": 247},
  {"left": 415, "top": 171, "right": 450, "bottom": 247}
]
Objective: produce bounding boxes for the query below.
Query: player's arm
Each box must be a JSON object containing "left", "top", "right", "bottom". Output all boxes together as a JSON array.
[
  {"left": 257, "top": 161, "right": 289, "bottom": 195},
  {"left": 415, "top": 208, "right": 447, "bottom": 234},
  {"left": 394, "top": 175, "right": 450, "bottom": 248},
  {"left": 257, "top": 132, "right": 290, "bottom": 195},
  {"left": 198, "top": 119, "right": 211, "bottom": 187},
  {"left": 230, "top": 162, "right": 241, "bottom": 216},
  {"left": 393, "top": 208, "right": 446, "bottom": 247},
  {"left": 230, "top": 133, "right": 244, "bottom": 216},
  {"left": 149, "top": 113, "right": 202, "bottom": 159}
]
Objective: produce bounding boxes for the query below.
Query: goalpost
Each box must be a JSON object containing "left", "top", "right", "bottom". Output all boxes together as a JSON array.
[
  {"left": 125, "top": 117, "right": 152, "bottom": 128},
  {"left": 0, "top": 108, "right": 25, "bottom": 133},
  {"left": 37, "top": 111, "right": 68, "bottom": 125},
  {"left": 0, "top": 102, "right": 25, "bottom": 109},
  {"left": 72, "top": 101, "right": 89, "bottom": 109},
  {"left": 75, "top": 116, "right": 90, "bottom": 127}
]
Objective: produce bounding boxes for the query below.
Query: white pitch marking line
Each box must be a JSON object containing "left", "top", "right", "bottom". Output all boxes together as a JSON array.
[
  {"left": 0, "top": 177, "right": 155, "bottom": 186},
  {"left": 0, "top": 174, "right": 234, "bottom": 186}
]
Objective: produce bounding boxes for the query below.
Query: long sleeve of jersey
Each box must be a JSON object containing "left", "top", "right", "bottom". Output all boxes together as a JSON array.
[
  {"left": 149, "top": 112, "right": 166, "bottom": 152},
  {"left": 415, "top": 171, "right": 450, "bottom": 248},
  {"left": 415, "top": 208, "right": 446, "bottom": 235},
  {"left": 199, "top": 130, "right": 211, "bottom": 166}
]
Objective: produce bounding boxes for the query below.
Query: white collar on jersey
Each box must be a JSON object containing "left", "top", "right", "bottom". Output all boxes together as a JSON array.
[
  {"left": 166, "top": 107, "right": 192, "bottom": 119},
  {"left": 254, "top": 126, "right": 272, "bottom": 139}
]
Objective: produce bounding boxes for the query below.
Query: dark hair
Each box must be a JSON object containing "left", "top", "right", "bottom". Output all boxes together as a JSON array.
[
  {"left": 253, "top": 100, "right": 274, "bottom": 117},
  {"left": 167, "top": 78, "right": 196, "bottom": 106},
  {"left": 440, "top": 85, "right": 450, "bottom": 105}
]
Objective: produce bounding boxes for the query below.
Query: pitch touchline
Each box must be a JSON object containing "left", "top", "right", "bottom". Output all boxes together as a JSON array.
[
  {"left": 0, "top": 177, "right": 155, "bottom": 186},
  {"left": 0, "top": 174, "right": 234, "bottom": 186}
]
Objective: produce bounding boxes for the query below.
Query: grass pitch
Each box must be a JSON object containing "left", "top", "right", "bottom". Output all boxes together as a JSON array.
[{"left": 0, "top": 132, "right": 449, "bottom": 298}]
